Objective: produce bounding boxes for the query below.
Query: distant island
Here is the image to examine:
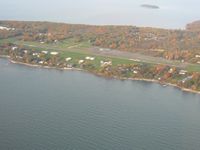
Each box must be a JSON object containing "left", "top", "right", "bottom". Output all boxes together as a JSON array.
[
  {"left": 141, "top": 4, "right": 160, "bottom": 9},
  {"left": 186, "top": 20, "right": 200, "bottom": 31}
]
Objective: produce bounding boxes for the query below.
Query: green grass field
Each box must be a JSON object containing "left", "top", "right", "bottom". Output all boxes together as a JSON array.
[
  {"left": 58, "top": 50, "right": 137, "bottom": 69},
  {"left": 14, "top": 38, "right": 91, "bottom": 50},
  {"left": 186, "top": 64, "right": 200, "bottom": 72},
  {"left": 0, "top": 38, "right": 18, "bottom": 45}
]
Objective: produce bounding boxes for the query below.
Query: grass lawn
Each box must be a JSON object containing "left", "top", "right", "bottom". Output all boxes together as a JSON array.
[
  {"left": 14, "top": 38, "right": 91, "bottom": 50},
  {"left": 186, "top": 64, "right": 200, "bottom": 72},
  {"left": 59, "top": 50, "right": 137, "bottom": 69},
  {"left": 0, "top": 38, "right": 18, "bottom": 45}
]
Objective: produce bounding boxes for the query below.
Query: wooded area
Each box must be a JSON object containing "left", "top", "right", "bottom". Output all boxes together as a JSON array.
[{"left": 1, "top": 21, "right": 200, "bottom": 53}]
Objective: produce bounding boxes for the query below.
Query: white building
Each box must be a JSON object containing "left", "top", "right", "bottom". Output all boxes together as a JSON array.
[
  {"left": 100, "top": 61, "right": 112, "bottom": 67},
  {"left": 12, "top": 47, "right": 18, "bottom": 51},
  {"left": 90, "top": 57, "right": 95, "bottom": 61},
  {"left": 0, "top": 26, "right": 15, "bottom": 31},
  {"left": 50, "top": 52, "right": 59, "bottom": 55},
  {"left": 85, "top": 56, "right": 95, "bottom": 61},
  {"left": 179, "top": 70, "right": 187, "bottom": 75},
  {"left": 66, "top": 57, "right": 72, "bottom": 62},
  {"left": 182, "top": 76, "right": 193, "bottom": 83},
  {"left": 42, "top": 51, "right": 48, "bottom": 54},
  {"left": 195, "top": 55, "right": 200, "bottom": 58},
  {"left": 32, "top": 53, "right": 39, "bottom": 56},
  {"left": 23, "top": 50, "right": 28, "bottom": 54},
  {"left": 168, "top": 68, "right": 174, "bottom": 73},
  {"left": 79, "top": 60, "right": 84, "bottom": 64},
  {"left": 133, "top": 70, "right": 138, "bottom": 74},
  {"left": 39, "top": 61, "right": 44, "bottom": 64},
  {"left": 129, "top": 59, "right": 141, "bottom": 62}
]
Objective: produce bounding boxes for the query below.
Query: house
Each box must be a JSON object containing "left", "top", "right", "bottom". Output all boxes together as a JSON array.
[
  {"left": 133, "top": 70, "right": 138, "bottom": 74},
  {"left": 39, "top": 61, "right": 44, "bottom": 64},
  {"left": 100, "top": 60, "right": 112, "bottom": 67},
  {"left": 42, "top": 51, "right": 48, "bottom": 54},
  {"left": 12, "top": 47, "right": 18, "bottom": 51},
  {"left": 32, "top": 52, "right": 40, "bottom": 58},
  {"left": 32, "top": 53, "right": 39, "bottom": 56},
  {"left": 23, "top": 50, "right": 28, "bottom": 54},
  {"left": 0, "top": 26, "right": 9, "bottom": 30},
  {"left": 85, "top": 56, "right": 90, "bottom": 60},
  {"left": 129, "top": 59, "right": 141, "bottom": 62},
  {"left": 99, "top": 48, "right": 111, "bottom": 51},
  {"left": 179, "top": 70, "right": 187, "bottom": 75},
  {"left": 50, "top": 52, "right": 59, "bottom": 55},
  {"left": 90, "top": 57, "right": 95, "bottom": 61},
  {"left": 0, "top": 26, "right": 15, "bottom": 31},
  {"left": 65, "top": 57, "right": 72, "bottom": 62},
  {"left": 79, "top": 60, "right": 84, "bottom": 64},
  {"left": 182, "top": 76, "right": 193, "bottom": 83},
  {"left": 85, "top": 56, "right": 95, "bottom": 61},
  {"left": 133, "top": 67, "right": 140, "bottom": 70},
  {"left": 195, "top": 55, "right": 200, "bottom": 58},
  {"left": 168, "top": 68, "right": 174, "bottom": 73}
]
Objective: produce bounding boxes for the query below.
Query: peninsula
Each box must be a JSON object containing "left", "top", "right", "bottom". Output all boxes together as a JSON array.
[{"left": 0, "top": 20, "right": 200, "bottom": 93}]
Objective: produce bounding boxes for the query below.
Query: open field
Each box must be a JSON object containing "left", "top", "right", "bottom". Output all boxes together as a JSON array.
[
  {"left": 186, "top": 64, "right": 200, "bottom": 72},
  {"left": 15, "top": 38, "right": 91, "bottom": 50}
]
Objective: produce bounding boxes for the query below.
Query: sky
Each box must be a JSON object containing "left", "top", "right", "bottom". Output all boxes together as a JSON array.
[{"left": 0, "top": 0, "right": 199, "bottom": 29}]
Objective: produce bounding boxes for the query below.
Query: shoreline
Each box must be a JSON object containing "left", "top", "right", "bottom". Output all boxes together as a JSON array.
[
  {"left": 126, "top": 78, "right": 200, "bottom": 95},
  {"left": 1, "top": 56, "right": 200, "bottom": 95},
  {"left": 9, "top": 59, "right": 83, "bottom": 72}
]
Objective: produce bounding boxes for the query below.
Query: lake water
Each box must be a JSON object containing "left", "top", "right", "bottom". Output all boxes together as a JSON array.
[
  {"left": 0, "top": 58, "right": 200, "bottom": 150},
  {"left": 0, "top": 0, "right": 200, "bottom": 28}
]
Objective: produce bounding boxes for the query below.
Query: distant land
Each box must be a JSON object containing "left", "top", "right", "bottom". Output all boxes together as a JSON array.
[
  {"left": 1, "top": 20, "right": 200, "bottom": 93},
  {"left": 141, "top": 4, "right": 160, "bottom": 9},
  {"left": 186, "top": 20, "right": 200, "bottom": 31}
]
